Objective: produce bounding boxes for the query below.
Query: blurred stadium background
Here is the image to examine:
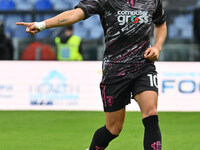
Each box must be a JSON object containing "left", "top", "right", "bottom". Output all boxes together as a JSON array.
[
  {"left": 0, "top": 0, "right": 199, "bottom": 60},
  {"left": 0, "top": 0, "right": 200, "bottom": 149}
]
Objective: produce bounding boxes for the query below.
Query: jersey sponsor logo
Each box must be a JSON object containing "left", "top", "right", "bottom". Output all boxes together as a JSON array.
[
  {"left": 128, "top": 0, "right": 136, "bottom": 7},
  {"left": 117, "top": 10, "right": 149, "bottom": 25}
]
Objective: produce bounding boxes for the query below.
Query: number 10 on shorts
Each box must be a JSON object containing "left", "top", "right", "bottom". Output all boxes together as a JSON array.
[{"left": 147, "top": 74, "right": 158, "bottom": 88}]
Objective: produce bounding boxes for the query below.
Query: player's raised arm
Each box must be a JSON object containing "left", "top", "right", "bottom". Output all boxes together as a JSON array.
[{"left": 16, "top": 8, "right": 85, "bottom": 35}]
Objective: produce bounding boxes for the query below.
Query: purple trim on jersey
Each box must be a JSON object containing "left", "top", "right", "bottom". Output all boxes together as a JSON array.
[
  {"left": 109, "top": 41, "right": 147, "bottom": 66},
  {"left": 101, "top": 84, "right": 107, "bottom": 107},
  {"left": 106, "top": 38, "right": 118, "bottom": 49},
  {"left": 131, "top": 61, "right": 145, "bottom": 73},
  {"left": 117, "top": 69, "right": 127, "bottom": 76}
]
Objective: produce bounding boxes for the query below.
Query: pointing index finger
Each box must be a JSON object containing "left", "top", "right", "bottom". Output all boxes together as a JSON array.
[{"left": 16, "top": 22, "right": 29, "bottom": 26}]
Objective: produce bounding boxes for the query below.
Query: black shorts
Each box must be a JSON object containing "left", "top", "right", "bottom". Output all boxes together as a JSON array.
[{"left": 100, "top": 66, "right": 158, "bottom": 112}]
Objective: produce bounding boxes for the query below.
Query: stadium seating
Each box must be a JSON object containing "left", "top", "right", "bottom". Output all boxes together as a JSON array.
[
  {"left": 15, "top": 0, "right": 33, "bottom": 10},
  {"left": 90, "top": 25, "right": 103, "bottom": 39},
  {"left": 82, "top": 15, "right": 103, "bottom": 39},
  {"left": 51, "top": 0, "right": 72, "bottom": 10},
  {"left": 0, "top": 0, "right": 15, "bottom": 11},
  {"left": 169, "top": 14, "right": 193, "bottom": 39},
  {"left": 5, "top": 15, "right": 23, "bottom": 30},
  {"left": 8, "top": 0, "right": 200, "bottom": 40},
  {"left": 74, "top": 22, "right": 89, "bottom": 39},
  {"left": 71, "top": 0, "right": 80, "bottom": 7},
  {"left": 35, "top": 29, "right": 52, "bottom": 39},
  {"left": 0, "top": 0, "right": 105, "bottom": 39},
  {"left": 197, "top": 0, "right": 200, "bottom": 5},
  {"left": 23, "top": 15, "right": 32, "bottom": 22},
  {"left": 34, "top": 0, "right": 53, "bottom": 11},
  {"left": 13, "top": 25, "right": 30, "bottom": 38}
]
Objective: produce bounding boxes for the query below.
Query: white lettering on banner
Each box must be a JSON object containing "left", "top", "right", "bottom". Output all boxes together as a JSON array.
[
  {"left": 162, "top": 80, "right": 199, "bottom": 93},
  {"left": 0, "top": 84, "right": 13, "bottom": 98},
  {"left": 29, "top": 70, "right": 80, "bottom": 106},
  {"left": 155, "top": 62, "right": 200, "bottom": 111}
]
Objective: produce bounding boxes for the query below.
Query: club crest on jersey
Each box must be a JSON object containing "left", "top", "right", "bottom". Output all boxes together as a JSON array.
[{"left": 128, "top": 0, "right": 136, "bottom": 7}]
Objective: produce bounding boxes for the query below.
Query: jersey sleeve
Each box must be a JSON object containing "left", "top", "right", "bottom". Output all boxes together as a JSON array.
[
  {"left": 152, "top": 0, "right": 166, "bottom": 25},
  {"left": 75, "top": 0, "right": 105, "bottom": 19}
]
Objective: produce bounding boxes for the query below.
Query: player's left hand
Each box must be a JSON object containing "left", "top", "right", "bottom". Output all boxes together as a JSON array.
[{"left": 144, "top": 47, "right": 161, "bottom": 61}]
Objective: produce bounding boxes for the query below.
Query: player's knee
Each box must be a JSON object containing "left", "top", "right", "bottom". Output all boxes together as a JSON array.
[
  {"left": 107, "top": 122, "right": 123, "bottom": 135},
  {"left": 114, "top": 123, "right": 123, "bottom": 135},
  {"left": 112, "top": 123, "right": 123, "bottom": 135},
  {"left": 142, "top": 108, "right": 157, "bottom": 118}
]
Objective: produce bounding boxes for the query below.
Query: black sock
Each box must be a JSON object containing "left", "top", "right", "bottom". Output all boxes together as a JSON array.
[
  {"left": 89, "top": 126, "right": 118, "bottom": 150},
  {"left": 142, "top": 115, "right": 162, "bottom": 150}
]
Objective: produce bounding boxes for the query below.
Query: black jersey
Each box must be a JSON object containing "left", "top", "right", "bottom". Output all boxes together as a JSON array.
[{"left": 76, "top": 0, "right": 166, "bottom": 83}]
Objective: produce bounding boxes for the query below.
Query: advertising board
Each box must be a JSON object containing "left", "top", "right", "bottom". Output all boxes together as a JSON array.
[{"left": 0, "top": 61, "right": 199, "bottom": 111}]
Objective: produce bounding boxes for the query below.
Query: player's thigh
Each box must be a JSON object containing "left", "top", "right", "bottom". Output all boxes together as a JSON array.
[
  {"left": 105, "top": 107, "right": 126, "bottom": 135},
  {"left": 131, "top": 68, "right": 158, "bottom": 119},
  {"left": 134, "top": 91, "right": 158, "bottom": 119}
]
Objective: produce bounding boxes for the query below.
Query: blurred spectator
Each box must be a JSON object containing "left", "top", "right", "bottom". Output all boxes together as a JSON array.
[
  {"left": 0, "top": 20, "right": 14, "bottom": 60},
  {"left": 55, "top": 25, "right": 83, "bottom": 61}
]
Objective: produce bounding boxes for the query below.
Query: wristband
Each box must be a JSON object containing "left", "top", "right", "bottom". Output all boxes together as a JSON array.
[{"left": 34, "top": 21, "right": 46, "bottom": 31}]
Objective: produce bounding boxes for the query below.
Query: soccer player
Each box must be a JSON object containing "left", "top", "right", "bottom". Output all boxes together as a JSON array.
[{"left": 16, "top": 0, "right": 167, "bottom": 149}]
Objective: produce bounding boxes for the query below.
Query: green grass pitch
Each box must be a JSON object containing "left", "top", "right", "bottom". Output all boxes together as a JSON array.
[{"left": 0, "top": 111, "right": 199, "bottom": 150}]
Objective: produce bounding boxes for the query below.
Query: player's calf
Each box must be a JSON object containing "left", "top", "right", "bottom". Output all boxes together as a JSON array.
[
  {"left": 142, "top": 115, "right": 162, "bottom": 150},
  {"left": 88, "top": 126, "right": 118, "bottom": 150}
]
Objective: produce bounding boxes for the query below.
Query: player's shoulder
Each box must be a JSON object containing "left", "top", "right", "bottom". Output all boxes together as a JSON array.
[
  {"left": 81, "top": 0, "right": 108, "bottom": 8},
  {"left": 97, "top": 0, "right": 108, "bottom": 6},
  {"left": 155, "top": 0, "right": 162, "bottom": 7}
]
